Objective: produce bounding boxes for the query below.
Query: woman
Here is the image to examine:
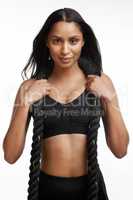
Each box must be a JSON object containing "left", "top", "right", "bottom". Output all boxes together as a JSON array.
[{"left": 3, "top": 8, "right": 129, "bottom": 200}]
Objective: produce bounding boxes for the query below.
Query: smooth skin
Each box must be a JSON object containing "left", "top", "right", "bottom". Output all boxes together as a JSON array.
[{"left": 3, "top": 21, "right": 129, "bottom": 178}]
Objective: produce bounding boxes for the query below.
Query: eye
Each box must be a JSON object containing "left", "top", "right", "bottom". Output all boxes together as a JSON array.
[
  {"left": 52, "top": 38, "right": 61, "bottom": 44},
  {"left": 70, "top": 38, "right": 79, "bottom": 45}
]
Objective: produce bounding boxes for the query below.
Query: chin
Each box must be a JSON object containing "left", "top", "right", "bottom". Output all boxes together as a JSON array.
[{"left": 58, "top": 62, "right": 73, "bottom": 68}]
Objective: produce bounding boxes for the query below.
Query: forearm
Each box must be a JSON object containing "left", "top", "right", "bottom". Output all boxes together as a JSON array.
[
  {"left": 3, "top": 105, "right": 30, "bottom": 163},
  {"left": 102, "top": 95, "right": 129, "bottom": 158}
]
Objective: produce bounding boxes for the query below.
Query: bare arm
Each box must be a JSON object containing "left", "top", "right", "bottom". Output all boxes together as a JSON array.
[
  {"left": 101, "top": 74, "right": 129, "bottom": 158},
  {"left": 2, "top": 79, "right": 34, "bottom": 164}
]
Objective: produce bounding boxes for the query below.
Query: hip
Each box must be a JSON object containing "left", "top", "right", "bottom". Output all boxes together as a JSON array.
[{"left": 38, "top": 169, "right": 88, "bottom": 200}]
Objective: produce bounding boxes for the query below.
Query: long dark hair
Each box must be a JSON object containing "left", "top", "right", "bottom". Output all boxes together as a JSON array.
[
  {"left": 21, "top": 8, "right": 102, "bottom": 80},
  {"left": 24, "top": 8, "right": 108, "bottom": 200}
]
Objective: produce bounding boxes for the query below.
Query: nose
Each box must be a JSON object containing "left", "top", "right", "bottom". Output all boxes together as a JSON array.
[{"left": 61, "top": 42, "right": 70, "bottom": 55}]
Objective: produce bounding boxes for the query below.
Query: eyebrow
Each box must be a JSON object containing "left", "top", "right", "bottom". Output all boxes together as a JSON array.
[{"left": 50, "top": 35, "right": 81, "bottom": 39}]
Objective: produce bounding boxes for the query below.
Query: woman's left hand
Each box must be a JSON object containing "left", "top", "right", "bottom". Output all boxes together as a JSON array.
[{"left": 86, "top": 73, "right": 116, "bottom": 103}]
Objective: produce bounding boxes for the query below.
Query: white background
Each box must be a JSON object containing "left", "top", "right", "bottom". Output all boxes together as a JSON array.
[{"left": 0, "top": 0, "right": 132, "bottom": 199}]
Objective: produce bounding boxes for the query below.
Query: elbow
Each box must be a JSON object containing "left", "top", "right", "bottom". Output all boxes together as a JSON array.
[
  {"left": 113, "top": 143, "right": 129, "bottom": 158},
  {"left": 114, "top": 137, "right": 129, "bottom": 159},
  {"left": 3, "top": 149, "right": 22, "bottom": 164},
  {"left": 3, "top": 144, "right": 21, "bottom": 164},
  {"left": 4, "top": 154, "right": 17, "bottom": 164},
  {"left": 3, "top": 149, "right": 23, "bottom": 164},
  {"left": 107, "top": 130, "right": 129, "bottom": 159},
  {"left": 114, "top": 149, "right": 127, "bottom": 159},
  {"left": 108, "top": 140, "right": 129, "bottom": 159},
  {"left": 3, "top": 142, "right": 17, "bottom": 164},
  {"left": 3, "top": 137, "right": 24, "bottom": 164}
]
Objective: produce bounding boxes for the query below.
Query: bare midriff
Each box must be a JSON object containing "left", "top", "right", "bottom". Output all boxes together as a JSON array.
[{"left": 40, "top": 133, "right": 89, "bottom": 177}]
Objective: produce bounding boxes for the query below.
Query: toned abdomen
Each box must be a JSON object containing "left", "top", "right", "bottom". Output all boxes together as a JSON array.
[{"left": 40, "top": 133, "right": 88, "bottom": 177}]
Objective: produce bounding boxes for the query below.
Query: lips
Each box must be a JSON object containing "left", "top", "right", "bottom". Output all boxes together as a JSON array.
[
  {"left": 61, "top": 58, "right": 71, "bottom": 63},
  {"left": 60, "top": 57, "right": 72, "bottom": 62},
  {"left": 60, "top": 57, "right": 72, "bottom": 60}
]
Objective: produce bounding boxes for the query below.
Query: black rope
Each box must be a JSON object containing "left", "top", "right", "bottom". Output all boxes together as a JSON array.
[
  {"left": 86, "top": 93, "right": 109, "bottom": 200},
  {"left": 85, "top": 94, "right": 100, "bottom": 200},
  {"left": 27, "top": 101, "right": 44, "bottom": 200}
]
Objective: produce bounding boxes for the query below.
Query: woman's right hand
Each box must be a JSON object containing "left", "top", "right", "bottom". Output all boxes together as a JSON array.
[{"left": 23, "top": 79, "right": 52, "bottom": 106}]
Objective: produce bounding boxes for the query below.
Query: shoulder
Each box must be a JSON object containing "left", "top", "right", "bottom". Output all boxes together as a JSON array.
[
  {"left": 21, "top": 78, "right": 36, "bottom": 86},
  {"left": 101, "top": 72, "right": 116, "bottom": 93},
  {"left": 20, "top": 78, "right": 36, "bottom": 90},
  {"left": 15, "top": 79, "right": 36, "bottom": 97},
  {"left": 101, "top": 72, "right": 113, "bottom": 84}
]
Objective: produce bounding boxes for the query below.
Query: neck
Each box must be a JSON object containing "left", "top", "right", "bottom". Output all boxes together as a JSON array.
[{"left": 49, "top": 62, "right": 86, "bottom": 83}]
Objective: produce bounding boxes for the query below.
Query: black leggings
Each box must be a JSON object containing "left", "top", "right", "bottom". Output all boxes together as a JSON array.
[{"left": 38, "top": 170, "right": 88, "bottom": 200}]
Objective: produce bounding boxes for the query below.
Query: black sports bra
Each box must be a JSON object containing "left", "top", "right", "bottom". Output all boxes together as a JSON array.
[{"left": 31, "top": 88, "right": 101, "bottom": 139}]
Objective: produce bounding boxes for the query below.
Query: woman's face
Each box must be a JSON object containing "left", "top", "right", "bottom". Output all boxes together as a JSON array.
[{"left": 46, "top": 21, "right": 84, "bottom": 68}]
